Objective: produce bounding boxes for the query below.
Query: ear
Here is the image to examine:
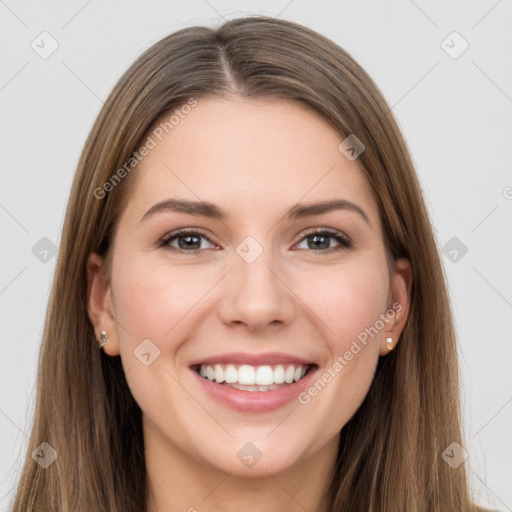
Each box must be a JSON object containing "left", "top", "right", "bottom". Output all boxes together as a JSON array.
[
  {"left": 86, "top": 252, "right": 120, "bottom": 356},
  {"left": 379, "top": 258, "right": 412, "bottom": 355}
]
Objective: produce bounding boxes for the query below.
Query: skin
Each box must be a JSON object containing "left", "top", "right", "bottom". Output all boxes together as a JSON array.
[{"left": 87, "top": 96, "right": 412, "bottom": 512}]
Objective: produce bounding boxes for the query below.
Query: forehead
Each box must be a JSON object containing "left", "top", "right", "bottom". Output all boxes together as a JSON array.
[{"left": 120, "top": 96, "right": 380, "bottom": 226}]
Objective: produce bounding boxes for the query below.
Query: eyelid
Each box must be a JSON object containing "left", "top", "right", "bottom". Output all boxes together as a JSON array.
[{"left": 297, "top": 226, "right": 350, "bottom": 241}]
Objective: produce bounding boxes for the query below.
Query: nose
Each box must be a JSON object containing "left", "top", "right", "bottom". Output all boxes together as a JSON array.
[{"left": 218, "top": 249, "right": 296, "bottom": 332}]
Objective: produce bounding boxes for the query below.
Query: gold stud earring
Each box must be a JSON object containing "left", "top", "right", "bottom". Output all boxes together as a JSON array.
[
  {"left": 97, "top": 330, "right": 109, "bottom": 349},
  {"left": 386, "top": 337, "right": 394, "bottom": 351}
]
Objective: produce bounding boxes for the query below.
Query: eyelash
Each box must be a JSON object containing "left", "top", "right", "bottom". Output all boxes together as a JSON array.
[{"left": 158, "top": 227, "right": 352, "bottom": 254}]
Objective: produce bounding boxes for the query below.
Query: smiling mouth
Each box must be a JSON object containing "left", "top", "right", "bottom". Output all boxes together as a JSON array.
[{"left": 192, "top": 363, "right": 316, "bottom": 392}]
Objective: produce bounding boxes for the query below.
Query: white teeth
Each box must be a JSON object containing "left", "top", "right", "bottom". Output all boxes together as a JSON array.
[
  {"left": 214, "top": 364, "right": 225, "bottom": 383},
  {"left": 230, "top": 383, "right": 281, "bottom": 392},
  {"left": 255, "top": 366, "right": 274, "bottom": 385},
  {"left": 197, "top": 363, "right": 311, "bottom": 387},
  {"left": 224, "top": 364, "right": 237, "bottom": 383},
  {"left": 238, "top": 365, "right": 256, "bottom": 385},
  {"left": 232, "top": 383, "right": 258, "bottom": 392},
  {"left": 274, "top": 364, "right": 285, "bottom": 384},
  {"left": 284, "top": 365, "right": 295, "bottom": 384}
]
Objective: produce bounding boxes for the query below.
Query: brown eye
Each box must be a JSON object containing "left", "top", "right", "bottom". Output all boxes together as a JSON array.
[{"left": 159, "top": 229, "right": 217, "bottom": 252}]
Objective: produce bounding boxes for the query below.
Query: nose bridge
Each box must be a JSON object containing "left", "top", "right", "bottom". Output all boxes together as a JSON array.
[{"left": 218, "top": 234, "right": 295, "bottom": 330}]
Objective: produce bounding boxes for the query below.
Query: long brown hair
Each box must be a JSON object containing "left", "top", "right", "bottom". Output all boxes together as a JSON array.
[{"left": 11, "top": 15, "right": 484, "bottom": 511}]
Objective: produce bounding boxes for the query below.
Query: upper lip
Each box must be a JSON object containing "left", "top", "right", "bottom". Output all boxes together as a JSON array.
[{"left": 189, "top": 352, "right": 316, "bottom": 367}]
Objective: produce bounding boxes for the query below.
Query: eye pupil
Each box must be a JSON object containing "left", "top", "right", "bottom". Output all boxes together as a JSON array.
[
  {"left": 309, "top": 234, "right": 329, "bottom": 250},
  {"left": 179, "top": 235, "right": 200, "bottom": 250}
]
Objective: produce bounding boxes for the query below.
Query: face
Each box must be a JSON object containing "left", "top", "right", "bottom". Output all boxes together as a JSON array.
[{"left": 88, "top": 96, "right": 411, "bottom": 480}]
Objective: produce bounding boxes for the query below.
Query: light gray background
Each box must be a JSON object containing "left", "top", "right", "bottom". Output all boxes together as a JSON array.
[{"left": 1, "top": 1, "right": 511, "bottom": 510}]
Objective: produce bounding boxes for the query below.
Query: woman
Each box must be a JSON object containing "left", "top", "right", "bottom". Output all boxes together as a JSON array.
[{"left": 11, "top": 15, "right": 493, "bottom": 512}]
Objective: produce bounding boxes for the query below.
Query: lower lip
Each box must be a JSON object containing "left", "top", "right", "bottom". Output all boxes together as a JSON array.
[{"left": 191, "top": 366, "right": 318, "bottom": 413}]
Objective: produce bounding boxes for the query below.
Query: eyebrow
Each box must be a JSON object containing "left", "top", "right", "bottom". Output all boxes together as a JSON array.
[{"left": 140, "top": 198, "right": 370, "bottom": 225}]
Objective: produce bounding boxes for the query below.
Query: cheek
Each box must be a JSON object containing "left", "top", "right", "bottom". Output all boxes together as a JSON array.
[
  {"left": 305, "top": 258, "right": 390, "bottom": 348},
  {"left": 112, "top": 256, "right": 208, "bottom": 342},
  {"left": 296, "top": 257, "right": 388, "bottom": 406},
  {"left": 297, "top": 260, "right": 388, "bottom": 428},
  {"left": 109, "top": 256, "right": 206, "bottom": 421}
]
